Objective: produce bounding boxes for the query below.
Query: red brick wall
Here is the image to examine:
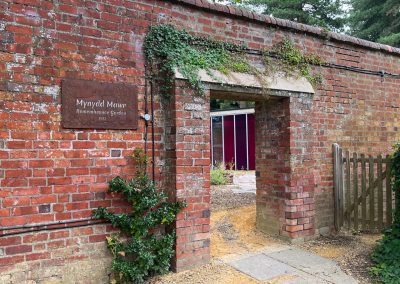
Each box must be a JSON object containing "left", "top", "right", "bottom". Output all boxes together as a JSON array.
[
  {"left": 255, "top": 93, "right": 316, "bottom": 241},
  {"left": 256, "top": 98, "right": 291, "bottom": 237},
  {"left": 1, "top": 0, "right": 400, "bottom": 279},
  {"left": 167, "top": 80, "right": 211, "bottom": 271},
  {"left": 0, "top": 223, "right": 114, "bottom": 283}
]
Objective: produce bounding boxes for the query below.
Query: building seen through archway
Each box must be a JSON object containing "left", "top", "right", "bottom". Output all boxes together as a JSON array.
[{"left": 210, "top": 100, "right": 255, "bottom": 171}]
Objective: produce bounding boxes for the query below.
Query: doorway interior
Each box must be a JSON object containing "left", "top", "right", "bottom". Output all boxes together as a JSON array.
[{"left": 209, "top": 96, "right": 264, "bottom": 259}]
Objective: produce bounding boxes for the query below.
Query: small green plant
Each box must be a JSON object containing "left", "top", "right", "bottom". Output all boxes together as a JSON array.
[
  {"left": 264, "top": 38, "right": 324, "bottom": 86},
  {"left": 93, "top": 148, "right": 186, "bottom": 284},
  {"left": 211, "top": 163, "right": 230, "bottom": 185},
  {"left": 370, "top": 143, "right": 400, "bottom": 283}
]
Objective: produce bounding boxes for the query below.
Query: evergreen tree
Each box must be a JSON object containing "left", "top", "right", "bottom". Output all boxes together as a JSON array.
[
  {"left": 349, "top": 0, "right": 400, "bottom": 47},
  {"left": 230, "top": 0, "right": 347, "bottom": 31}
]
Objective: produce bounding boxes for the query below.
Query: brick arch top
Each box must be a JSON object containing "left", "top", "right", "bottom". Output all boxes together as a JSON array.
[{"left": 171, "top": 0, "right": 400, "bottom": 55}]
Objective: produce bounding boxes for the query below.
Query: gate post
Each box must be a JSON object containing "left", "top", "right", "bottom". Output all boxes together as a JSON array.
[
  {"left": 256, "top": 94, "right": 316, "bottom": 241},
  {"left": 333, "top": 143, "right": 344, "bottom": 230},
  {"left": 167, "top": 80, "right": 211, "bottom": 272}
]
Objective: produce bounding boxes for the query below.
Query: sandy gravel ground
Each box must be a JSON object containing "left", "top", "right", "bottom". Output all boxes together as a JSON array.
[
  {"left": 211, "top": 185, "right": 256, "bottom": 211},
  {"left": 298, "top": 233, "right": 380, "bottom": 284}
]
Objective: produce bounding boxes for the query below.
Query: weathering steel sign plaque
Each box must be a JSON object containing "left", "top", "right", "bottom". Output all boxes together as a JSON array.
[{"left": 62, "top": 79, "right": 138, "bottom": 130}]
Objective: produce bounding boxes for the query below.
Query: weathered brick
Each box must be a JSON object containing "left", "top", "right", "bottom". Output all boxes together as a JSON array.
[{"left": 6, "top": 245, "right": 32, "bottom": 255}]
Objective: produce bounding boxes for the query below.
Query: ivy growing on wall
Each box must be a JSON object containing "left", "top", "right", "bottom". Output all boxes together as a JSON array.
[
  {"left": 93, "top": 149, "right": 186, "bottom": 283},
  {"left": 144, "top": 24, "right": 251, "bottom": 96},
  {"left": 264, "top": 39, "right": 324, "bottom": 86},
  {"left": 143, "top": 24, "right": 323, "bottom": 97}
]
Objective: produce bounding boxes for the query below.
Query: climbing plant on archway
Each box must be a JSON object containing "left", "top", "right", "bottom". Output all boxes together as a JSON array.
[{"left": 143, "top": 24, "right": 323, "bottom": 97}]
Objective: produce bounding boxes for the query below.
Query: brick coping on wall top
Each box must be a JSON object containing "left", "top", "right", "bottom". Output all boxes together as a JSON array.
[{"left": 172, "top": 0, "right": 400, "bottom": 56}]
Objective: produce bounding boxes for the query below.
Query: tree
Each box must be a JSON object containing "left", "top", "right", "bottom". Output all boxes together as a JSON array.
[
  {"left": 210, "top": 99, "right": 255, "bottom": 111},
  {"left": 349, "top": 0, "right": 400, "bottom": 47},
  {"left": 216, "top": 0, "right": 347, "bottom": 31}
]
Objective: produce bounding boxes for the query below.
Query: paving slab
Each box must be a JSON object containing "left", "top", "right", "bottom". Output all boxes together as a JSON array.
[
  {"left": 283, "top": 275, "right": 328, "bottom": 284},
  {"left": 229, "top": 253, "right": 294, "bottom": 281},
  {"left": 226, "top": 246, "right": 358, "bottom": 284},
  {"left": 265, "top": 248, "right": 358, "bottom": 284},
  {"left": 232, "top": 173, "right": 256, "bottom": 193},
  {"left": 266, "top": 247, "right": 335, "bottom": 269}
]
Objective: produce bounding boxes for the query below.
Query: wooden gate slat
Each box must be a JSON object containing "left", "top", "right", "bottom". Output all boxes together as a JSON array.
[
  {"left": 346, "top": 150, "right": 351, "bottom": 229},
  {"left": 339, "top": 147, "right": 344, "bottom": 227},
  {"left": 369, "top": 156, "right": 375, "bottom": 231},
  {"left": 353, "top": 152, "right": 359, "bottom": 231},
  {"left": 346, "top": 169, "right": 387, "bottom": 215},
  {"left": 377, "top": 155, "right": 384, "bottom": 231},
  {"left": 361, "top": 154, "right": 367, "bottom": 231},
  {"left": 333, "top": 144, "right": 342, "bottom": 230},
  {"left": 386, "top": 155, "right": 392, "bottom": 227}
]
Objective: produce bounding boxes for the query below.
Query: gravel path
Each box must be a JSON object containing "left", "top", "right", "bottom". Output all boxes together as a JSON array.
[{"left": 211, "top": 185, "right": 256, "bottom": 211}]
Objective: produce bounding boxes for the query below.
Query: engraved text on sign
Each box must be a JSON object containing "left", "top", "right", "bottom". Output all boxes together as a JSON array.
[{"left": 61, "top": 79, "right": 138, "bottom": 130}]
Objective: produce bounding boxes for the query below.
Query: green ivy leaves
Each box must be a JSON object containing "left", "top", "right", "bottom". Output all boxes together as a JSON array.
[
  {"left": 264, "top": 39, "right": 324, "bottom": 86},
  {"left": 144, "top": 24, "right": 251, "bottom": 97},
  {"left": 144, "top": 25, "right": 324, "bottom": 98},
  {"left": 93, "top": 149, "right": 186, "bottom": 283}
]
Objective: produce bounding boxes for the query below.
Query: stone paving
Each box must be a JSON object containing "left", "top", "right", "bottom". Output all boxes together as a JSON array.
[
  {"left": 225, "top": 244, "right": 358, "bottom": 283},
  {"left": 231, "top": 171, "right": 256, "bottom": 194}
]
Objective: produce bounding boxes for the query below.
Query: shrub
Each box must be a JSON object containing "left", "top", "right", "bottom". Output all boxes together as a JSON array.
[
  {"left": 370, "top": 143, "right": 400, "bottom": 283},
  {"left": 93, "top": 149, "right": 186, "bottom": 284},
  {"left": 370, "top": 226, "right": 400, "bottom": 283},
  {"left": 211, "top": 166, "right": 229, "bottom": 185}
]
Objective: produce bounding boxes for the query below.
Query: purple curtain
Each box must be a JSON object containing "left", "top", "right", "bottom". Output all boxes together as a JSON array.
[
  {"left": 247, "top": 114, "right": 255, "bottom": 170},
  {"left": 223, "top": 115, "right": 235, "bottom": 169},
  {"left": 235, "top": 114, "right": 247, "bottom": 170}
]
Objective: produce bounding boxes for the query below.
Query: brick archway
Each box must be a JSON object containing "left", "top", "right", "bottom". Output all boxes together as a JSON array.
[{"left": 161, "top": 79, "right": 316, "bottom": 272}]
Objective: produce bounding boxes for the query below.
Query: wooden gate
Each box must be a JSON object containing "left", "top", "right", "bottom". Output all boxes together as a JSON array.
[{"left": 333, "top": 144, "right": 396, "bottom": 232}]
